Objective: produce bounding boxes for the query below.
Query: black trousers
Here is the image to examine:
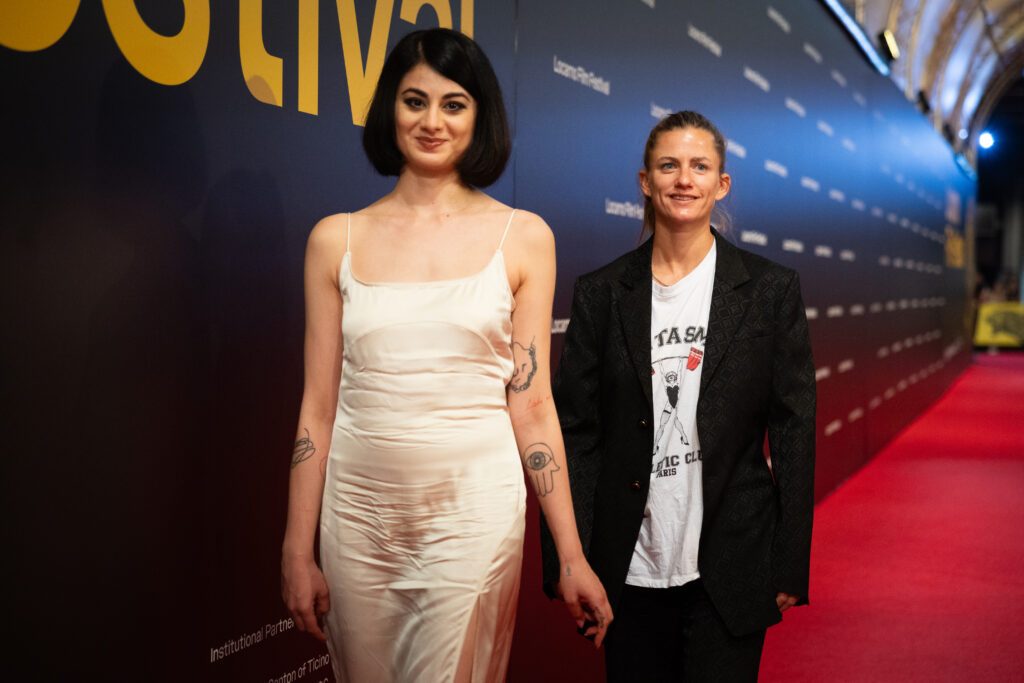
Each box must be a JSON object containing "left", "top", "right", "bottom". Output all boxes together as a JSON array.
[{"left": 604, "top": 581, "right": 766, "bottom": 683}]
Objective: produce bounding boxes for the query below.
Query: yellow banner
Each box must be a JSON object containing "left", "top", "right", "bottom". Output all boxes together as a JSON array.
[{"left": 975, "top": 302, "right": 1024, "bottom": 347}]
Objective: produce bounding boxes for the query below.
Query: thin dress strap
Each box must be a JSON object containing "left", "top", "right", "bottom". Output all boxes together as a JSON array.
[
  {"left": 497, "top": 209, "right": 516, "bottom": 251},
  {"left": 346, "top": 213, "right": 352, "bottom": 255}
]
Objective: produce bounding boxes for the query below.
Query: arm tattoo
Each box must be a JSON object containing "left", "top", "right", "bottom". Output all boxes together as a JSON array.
[
  {"left": 510, "top": 338, "right": 537, "bottom": 393},
  {"left": 291, "top": 428, "right": 316, "bottom": 469},
  {"left": 524, "top": 442, "right": 560, "bottom": 497},
  {"left": 565, "top": 565, "right": 572, "bottom": 577}
]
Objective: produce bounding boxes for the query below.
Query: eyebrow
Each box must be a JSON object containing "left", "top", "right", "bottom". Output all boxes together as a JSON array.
[
  {"left": 656, "top": 155, "right": 712, "bottom": 164},
  {"left": 400, "top": 87, "right": 470, "bottom": 100}
]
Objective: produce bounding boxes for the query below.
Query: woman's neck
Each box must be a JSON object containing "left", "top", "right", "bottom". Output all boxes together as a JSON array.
[
  {"left": 389, "top": 168, "right": 477, "bottom": 218},
  {"left": 650, "top": 223, "right": 715, "bottom": 285}
]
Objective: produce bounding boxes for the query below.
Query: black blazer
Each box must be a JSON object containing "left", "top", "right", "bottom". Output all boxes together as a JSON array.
[{"left": 541, "top": 230, "right": 816, "bottom": 636}]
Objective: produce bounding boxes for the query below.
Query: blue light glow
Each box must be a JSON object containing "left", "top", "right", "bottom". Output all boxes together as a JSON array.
[
  {"left": 819, "top": 0, "right": 891, "bottom": 76},
  {"left": 979, "top": 131, "right": 994, "bottom": 149}
]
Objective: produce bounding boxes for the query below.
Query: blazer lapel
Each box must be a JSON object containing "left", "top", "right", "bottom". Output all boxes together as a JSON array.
[
  {"left": 700, "top": 230, "right": 752, "bottom": 395},
  {"left": 614, "top": 239, "right": 655, "bottom": 412}
]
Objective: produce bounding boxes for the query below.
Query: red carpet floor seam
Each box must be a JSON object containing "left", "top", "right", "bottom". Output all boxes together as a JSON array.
[{"left": 760, "top": 354, "right": 1024, "bottom": 682}]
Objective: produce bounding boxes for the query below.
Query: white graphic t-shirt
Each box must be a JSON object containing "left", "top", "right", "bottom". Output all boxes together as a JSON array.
[{"left": 626, "top": 241, "right": 716, "bottom": 588}]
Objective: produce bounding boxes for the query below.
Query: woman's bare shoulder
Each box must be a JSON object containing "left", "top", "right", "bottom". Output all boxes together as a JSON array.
[
  {"left": 503, "top": 210, "right": 555, "bottom": 296},
  {"left": 508, "top": 209, "right": 554, "bottom": 250},
  {"left": 510, "top": 208, "right": 550, "bottom": 229},
  {"left": 308, "top": 212, "right": 350, "bottom": 250}
]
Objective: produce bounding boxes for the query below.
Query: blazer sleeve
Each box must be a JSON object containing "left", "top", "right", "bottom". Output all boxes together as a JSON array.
[
  {"left": 540, "top": 276, "right": 606, "bottom": 598},
  {"left": 767, "top": 270, "right": 816, "bottom": 603}
]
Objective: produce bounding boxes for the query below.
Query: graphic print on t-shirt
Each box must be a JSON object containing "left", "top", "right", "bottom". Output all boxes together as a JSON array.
[
  {"left": 654, "top": 356, "right": 688, "bottom": 454},
  {"left": 651, "top": 325, "right": 706, "bottom": 478}
]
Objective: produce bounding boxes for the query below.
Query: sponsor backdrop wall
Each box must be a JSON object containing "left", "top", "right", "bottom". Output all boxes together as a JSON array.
[{"left": 1, "top": 1, "right": 972, "bottom": 680}]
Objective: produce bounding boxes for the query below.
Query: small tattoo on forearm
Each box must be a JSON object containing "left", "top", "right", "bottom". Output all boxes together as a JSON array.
[
  {"left": 291, "top": 428, "right": 316, "bottom": 469},
  {"left": 565, "top": 565, "right": 572, "bottom": 577},
  {"left": 510, "top": 338, "right": 537, "bottom": 393},
  {"left": 524, "top": 442, "right": 560, "bottom": 496}
]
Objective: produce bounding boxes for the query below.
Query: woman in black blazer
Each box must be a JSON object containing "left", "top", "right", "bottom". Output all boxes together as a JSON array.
[{"left": 541, "top": 111, "right": 816, "bottom": 682}]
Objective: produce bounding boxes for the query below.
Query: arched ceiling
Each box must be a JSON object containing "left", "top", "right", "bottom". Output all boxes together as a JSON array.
[{"left": 840, "top": 0, "right": 1024, "bottom": 165}]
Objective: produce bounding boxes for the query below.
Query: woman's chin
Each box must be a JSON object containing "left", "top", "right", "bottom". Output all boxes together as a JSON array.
[{"left": 405, "top": 159, "right": 460, "bottom": 178}]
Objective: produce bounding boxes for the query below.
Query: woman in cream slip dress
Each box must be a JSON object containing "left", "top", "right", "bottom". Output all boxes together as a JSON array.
[
  {"left": 321, "top": 213, "right": 525, "bottom": 681},
  {"left": 280, "top": 28, "right": 612, "bottom": 683}
]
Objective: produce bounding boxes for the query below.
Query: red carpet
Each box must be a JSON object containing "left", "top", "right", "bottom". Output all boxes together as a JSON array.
[{"left": 760, "top": 354, "right": 1024, "bottom": 681}]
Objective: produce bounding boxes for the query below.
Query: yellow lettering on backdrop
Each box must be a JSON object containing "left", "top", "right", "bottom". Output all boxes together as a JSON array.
[
  {"left": 337, "top": 0, "right": 394, "bottom": 126},
  {"left": 239, "top": 0, "right": 283, "bottom": 106},
  {"left": 461, "top": 0, "right": 473, "bottom": 38},
  {"left": 102, "top": 0, "right": 209, "bottom": 85},
  {"left": 4, "top": 0, "right": 476, "bottom": 119},
  {"left": 298, "top": 0, "right": 320, "bottom": 115},
  {"left": 399, "top": 1, "right": 452, "bottom": 29},
  {"left": 0, "top": 0, "right": 81, "bottom": 52}
]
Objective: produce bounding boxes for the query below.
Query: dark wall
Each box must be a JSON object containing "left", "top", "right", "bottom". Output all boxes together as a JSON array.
[{"left": 1, "top": 1, "right": 972, "bottom": 681}]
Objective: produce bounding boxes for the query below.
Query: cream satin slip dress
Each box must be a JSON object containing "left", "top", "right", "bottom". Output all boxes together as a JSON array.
[{"left": 320, "top": 210, "right": 526, "bottom": 682}]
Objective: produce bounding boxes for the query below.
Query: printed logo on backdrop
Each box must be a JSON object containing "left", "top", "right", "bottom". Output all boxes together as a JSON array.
[
  {"left": 744, "top": 67, "right": 771, "bottom": 92},
  {"left": 208, "top": 617, "right": 322, "bottom": 669},
  {"left": 688, "top": 24, "right": 722, "bottom": 57},
  {"left": 741, "top": 230, "right": 768, "bottom": 246},
  {"left": 764, "top": 159, "right": 787, "bottom": 177},
  {"left": 801, "top": 177, "right": 821, "bottom": 192},
  {"left": 651, "top": 102, "right": 673, "bottom": 119},
  {"left": 804, "top": 42, "right": 823, "bottom": 63},
  {"left": 605, "top": 198, "right": 643, "bottom": 219},
  {"left": 0, "top": 0, "right": 477, "bottom": 125},
  {"left": 268, "top": 654, "right": 332, "bottom": 683},
  {"left": 726, "top": 139, "right": 747, "bottom": 159},
  {"left": 785, "top": 98, "right": 806, "bottom": 117},
  {"left": 767, "top": 6, "right": 791, "bottom": 33},
  {"left": 207, "top": 620, "right": 334, "bottom": 682},
  {"left": 552, "top": 55, "right": 611, "bottom": 94}
]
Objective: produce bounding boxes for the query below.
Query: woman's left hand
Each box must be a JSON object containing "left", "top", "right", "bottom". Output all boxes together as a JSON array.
[
  {"left": 557, "top": 559, "right": 613, "bottom": 648},
  {"left": 776, "top": 592, "right": 800, "bottom": 613}
]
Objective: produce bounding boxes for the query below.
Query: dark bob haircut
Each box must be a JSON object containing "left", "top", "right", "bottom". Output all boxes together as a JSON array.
[{"left": 362, "top": 28, "right": 510, "bottom": 188}]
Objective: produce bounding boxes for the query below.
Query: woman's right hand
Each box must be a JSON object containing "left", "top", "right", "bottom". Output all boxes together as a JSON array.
[
  {"left": 557, "top": 557, "right": 614, "bottom": 648},
  {"left": 281, "top": 553, "right": 331, "bottom": 641}
]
